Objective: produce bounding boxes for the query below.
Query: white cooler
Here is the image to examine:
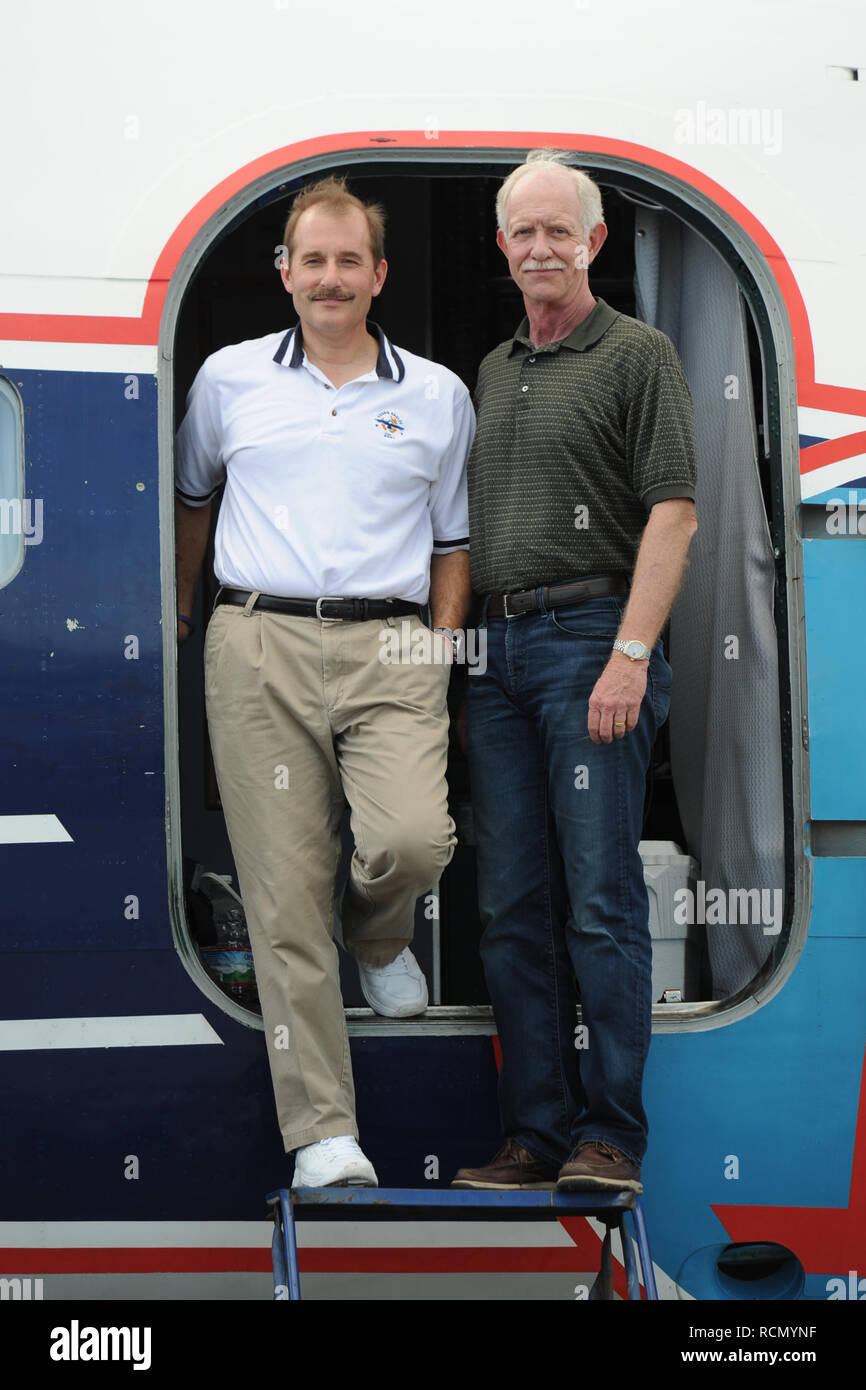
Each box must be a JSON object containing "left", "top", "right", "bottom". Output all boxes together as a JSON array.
[{"left": 639, "top": 840, "right": 703, "bottom": 1002}]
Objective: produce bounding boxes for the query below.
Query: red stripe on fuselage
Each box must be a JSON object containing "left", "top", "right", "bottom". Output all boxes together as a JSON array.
[
  {"left": 800, "top": 431, "right": 866, "bottom": 475},
  {"left": 0, "top": 129, "right": 863, "bottom": 435}
]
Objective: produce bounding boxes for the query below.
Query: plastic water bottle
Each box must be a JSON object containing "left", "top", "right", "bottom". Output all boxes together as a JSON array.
[{"left": 189, "top": 868, "right": 260, "bottom": 1012}]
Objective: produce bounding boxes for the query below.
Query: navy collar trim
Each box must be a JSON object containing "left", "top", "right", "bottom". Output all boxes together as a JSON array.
[{"left": 272, "top": 321, "right": 405, "bottom": 382}]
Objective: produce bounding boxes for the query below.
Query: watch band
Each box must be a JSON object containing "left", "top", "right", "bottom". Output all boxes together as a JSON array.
[{"left": 613, "top": 638, "right": 651, "bottom": 661}]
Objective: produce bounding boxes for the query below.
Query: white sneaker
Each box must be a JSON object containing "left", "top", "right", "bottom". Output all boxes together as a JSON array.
[
  {"left": 357, "top": 947, "right": 429, "bottom": 1018},
  {"left": 291, "top": 1136, "right": 378, "bottom": 1189}
]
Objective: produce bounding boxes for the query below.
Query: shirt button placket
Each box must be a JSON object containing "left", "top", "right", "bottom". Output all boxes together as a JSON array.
[{"left": 518, "top": 356, "right": 531, "bottom": 414}]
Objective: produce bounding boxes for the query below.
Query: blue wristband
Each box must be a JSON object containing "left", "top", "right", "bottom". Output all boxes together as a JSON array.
[{"left": 178, "top": 613, "right": 195, "bottom": 635}]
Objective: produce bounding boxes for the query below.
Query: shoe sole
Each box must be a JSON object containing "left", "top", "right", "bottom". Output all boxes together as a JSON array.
[
  {"left": 358, "top": 983, "right": 429, "bottom": 1019},
  {"left": 556, "top": 1175, "right": 643, "bottom": 1194},
  {"left": 451, "top": 1179, "right": 558, "bottom": 1190},
  {"left": 292, "top": 1177, "right": 378, "bottom": 1189}
]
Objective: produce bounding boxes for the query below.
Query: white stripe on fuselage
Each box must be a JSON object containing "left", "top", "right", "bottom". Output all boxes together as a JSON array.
[
  {"left": 0, "top": 1219, "right": 575, "bottom": 1249},
  {"left": 0, "top": 1015, "right": 223, "bottom": 1050},
  {"left": 799, "top": 406, "right": 866, "bottom": 441},
  {"left": 0, "top": 341, "right": 158, "bottom": 373},
  {"left": 800, "top": 452, "right": 866, "bottom": 499},
  {"left": 0, "top": 814, "right": 73, "bottom": 843}
]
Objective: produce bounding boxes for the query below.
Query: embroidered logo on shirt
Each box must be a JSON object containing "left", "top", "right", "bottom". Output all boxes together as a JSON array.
[{"left": 374, "top": 410, "right": 405, "bottom": 439}]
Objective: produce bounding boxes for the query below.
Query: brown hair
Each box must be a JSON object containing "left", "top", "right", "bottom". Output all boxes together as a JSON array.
[{"left": 281, "top": 176, "right": 386, "bottom": 265}]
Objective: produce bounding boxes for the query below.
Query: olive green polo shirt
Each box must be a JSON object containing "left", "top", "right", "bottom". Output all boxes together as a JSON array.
[{"left": 467, "top": 297, "right": 697, "bottom": 594}]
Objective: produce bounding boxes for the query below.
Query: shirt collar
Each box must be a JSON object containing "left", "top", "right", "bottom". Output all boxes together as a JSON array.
[
  {"left": 509, "top": 296, "right": 619, "bottom": 356},
  {"left": 272, "top": 320, "right": 405, "bottom": 382}
]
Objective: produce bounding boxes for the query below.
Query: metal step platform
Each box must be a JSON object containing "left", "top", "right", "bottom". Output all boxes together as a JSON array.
[{"left": 266, "top": 1186, "right": 658, "bottom": 1301}]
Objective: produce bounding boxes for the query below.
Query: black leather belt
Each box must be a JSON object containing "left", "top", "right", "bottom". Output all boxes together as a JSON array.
[
  {"left": 486, "top": 574, "right": 629, "bottom": 618},
  {"left": 215, "top": 588, "right": 423, "bottom": 621}
]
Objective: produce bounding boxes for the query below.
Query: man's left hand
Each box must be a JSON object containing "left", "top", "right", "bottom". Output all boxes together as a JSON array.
[{"left": 587, "top": 654, "right": 648, "bottom": 744}]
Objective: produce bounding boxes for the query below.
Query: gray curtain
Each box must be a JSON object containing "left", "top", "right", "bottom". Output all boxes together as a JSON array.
[{"left": 634, "top": 212, "right": 784, "bottom": 998}]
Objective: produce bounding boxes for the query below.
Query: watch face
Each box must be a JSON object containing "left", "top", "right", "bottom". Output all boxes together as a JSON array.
[{"left": 626, "top": 641, "right": 644, "bottom": 659}]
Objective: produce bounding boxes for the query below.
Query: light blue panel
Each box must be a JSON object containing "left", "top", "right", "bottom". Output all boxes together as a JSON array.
[
  {"left": 809, "top": 859, "right": 866, "bottom": 936},
  {"left": 802, "top": 539, "right": 866, "bottom": 819},
  {"left": 643, "top": 933, "right": 864, "bottom": 1292},
  {"left": 803, "top": 486, "right": 866, "bottom": 508}
]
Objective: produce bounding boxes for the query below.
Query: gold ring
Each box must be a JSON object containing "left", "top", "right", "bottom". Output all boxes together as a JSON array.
[{"left": 614, "top": 720, "right": 626, "bottom": 727}]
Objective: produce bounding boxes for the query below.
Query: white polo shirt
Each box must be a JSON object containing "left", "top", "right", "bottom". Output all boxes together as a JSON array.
[{"left": 175, "top": 322, "right": 473, "bottom": 605}]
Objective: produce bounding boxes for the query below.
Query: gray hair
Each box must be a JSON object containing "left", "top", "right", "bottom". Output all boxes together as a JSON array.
[{"left": 496, "top": 149, "right": 605, "bottom": 242}]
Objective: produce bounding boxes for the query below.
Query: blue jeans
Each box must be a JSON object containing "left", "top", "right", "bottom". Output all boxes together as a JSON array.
[{"left": 466, "top": 594, "right": 672, "bottom": 1167}]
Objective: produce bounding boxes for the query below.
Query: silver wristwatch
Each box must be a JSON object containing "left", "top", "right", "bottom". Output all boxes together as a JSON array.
[{"left": 613, "top": 638, "right": 651, "bottom": 661}]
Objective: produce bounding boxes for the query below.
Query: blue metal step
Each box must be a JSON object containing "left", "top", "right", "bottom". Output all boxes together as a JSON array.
[{"left": 266, "top": 1186, "right": 658, "bottom": 1301}]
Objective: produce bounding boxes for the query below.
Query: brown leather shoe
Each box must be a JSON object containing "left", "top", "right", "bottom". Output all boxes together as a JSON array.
[
  {"left": 452, "top": 1137, "right": 559, "bottom": 1189},
  {"left": 556, "top": 1141, "right": 643, "bottom": 1193}
]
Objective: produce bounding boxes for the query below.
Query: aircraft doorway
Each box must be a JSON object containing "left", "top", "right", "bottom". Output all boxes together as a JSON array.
[{"left": 169, "top": 157, "right": 791, "bottom": 1023}]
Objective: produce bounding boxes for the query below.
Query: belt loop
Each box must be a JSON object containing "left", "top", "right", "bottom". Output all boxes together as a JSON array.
[
  {"left": 212, "top": 585, "right": 224, "bottom": 614},
  {"left": 536, "top": 585, "right": 547, "bottom": 616},
  {"left": 242, "top": 590, "right": 260, "bottom": 617}
]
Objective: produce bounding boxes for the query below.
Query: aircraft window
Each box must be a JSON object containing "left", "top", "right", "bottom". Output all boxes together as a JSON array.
[{"left": 0, "top": 375, "right": 26, "bottom": 589}]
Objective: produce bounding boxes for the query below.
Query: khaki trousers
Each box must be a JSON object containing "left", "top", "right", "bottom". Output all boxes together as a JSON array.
[{"left": 204, "top": 599, "right": 455, "bottom": 1152}]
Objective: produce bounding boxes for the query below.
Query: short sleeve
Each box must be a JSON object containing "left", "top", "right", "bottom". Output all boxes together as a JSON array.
[
  {"left": 175, "top": 359, "right": 226, "bottom": 507},
  {"left": 626, "top": 345, "right": 697, "bottom": 510},
  {"left": 430, "top": 385, "right": 475, "bottom": 553}
]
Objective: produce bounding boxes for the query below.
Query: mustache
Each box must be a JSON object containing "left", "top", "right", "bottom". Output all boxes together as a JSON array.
[
  {"left": 523, "top": 257, "right": 568, "bottom": 271},
  {"left": 310, "top": 290, "right": 353, "bottom": 300}
]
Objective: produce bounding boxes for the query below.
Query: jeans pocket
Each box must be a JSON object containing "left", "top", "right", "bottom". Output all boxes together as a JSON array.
[
  {"left": 548, "top": 596, "right": 626, "bottom": 639},
  {"left": 648, "top": 647, "right": 673, "bottom": 728}
]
